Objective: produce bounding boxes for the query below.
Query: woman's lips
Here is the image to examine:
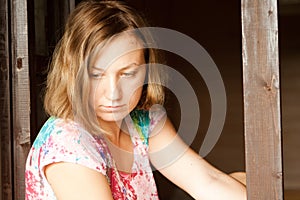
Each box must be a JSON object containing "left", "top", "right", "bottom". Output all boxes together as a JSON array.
[{"left": 99, "top": 105, "right": 126, "bottom": 112}]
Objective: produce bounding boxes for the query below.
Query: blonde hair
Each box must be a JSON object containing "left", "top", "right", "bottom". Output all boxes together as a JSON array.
[{"left": 44, "top": 0, "right": 165, "bottom": 134}]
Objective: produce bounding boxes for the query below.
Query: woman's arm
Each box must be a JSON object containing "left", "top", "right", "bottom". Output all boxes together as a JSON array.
[
  {"left": 149, "top": 118, "right": 246, "bottom": 200},
  {"left": 230, "top": 172, "right": 247, "bottom": 185},
  {"left": 45, "top": 162, "right": 114, "bottom": 200}
]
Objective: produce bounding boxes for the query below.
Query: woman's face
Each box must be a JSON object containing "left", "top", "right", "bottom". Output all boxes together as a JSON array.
[{"left": 89, "top": 34, "right": 146, "bottom": 123}]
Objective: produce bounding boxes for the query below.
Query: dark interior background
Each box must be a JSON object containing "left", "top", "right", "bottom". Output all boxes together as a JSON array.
[{"left": 28, "top": 0, "right": 300, "bottom": 199}]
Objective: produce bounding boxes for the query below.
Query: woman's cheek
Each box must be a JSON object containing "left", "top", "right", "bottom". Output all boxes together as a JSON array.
[
  {"left": 89, "top": 83, "right": 101, "bottom": 108},
  {"left": 128, "top": 86, "right": 143, "bottom": 110}
]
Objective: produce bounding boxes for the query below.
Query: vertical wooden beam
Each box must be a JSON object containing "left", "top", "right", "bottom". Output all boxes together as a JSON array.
[
  {"left": 10, "top": 0, "right": 31, "bottom": 199},
  {"left": 0, "top": 0, "right": 13, "bottom": 199},
  {"left": 241, "top": 0, "right": 283, "bottom": 199}
]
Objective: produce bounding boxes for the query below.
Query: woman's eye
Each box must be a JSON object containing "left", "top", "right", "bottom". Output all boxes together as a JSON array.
[
  {"left": 121, "top": 71, "right": 136, "bottom": 78},
  {"left": 89, "top": 72, "right": 104, "bottom": 79}
]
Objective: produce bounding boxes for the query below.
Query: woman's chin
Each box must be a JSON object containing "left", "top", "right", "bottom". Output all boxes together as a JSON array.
[{"left": 97, "top": 112, "right": 129, "bottom": 123}]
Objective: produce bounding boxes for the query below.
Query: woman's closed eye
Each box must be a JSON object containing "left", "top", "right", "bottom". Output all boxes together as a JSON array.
[
  {"left": 120, "top": 71, "right": 137, "bottom": 78},
  {"left": 89, "top": 72, "right": 104, "bottom": 79},
  {"left": 89, "top": 71, "right": 137, "bottom": 79}
]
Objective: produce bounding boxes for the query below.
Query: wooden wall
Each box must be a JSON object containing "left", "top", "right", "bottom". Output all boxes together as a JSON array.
[
  {"left": 1, "top": 0, "right": 31, "bottom": 199},
  {"left": 0, "top": 0, "right": 12, "bottom": 199},
  {"left": 241, "top": 0, "right": 282, "bottom": 198}
]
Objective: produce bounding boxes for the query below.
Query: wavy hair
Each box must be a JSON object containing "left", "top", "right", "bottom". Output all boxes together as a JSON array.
[{"left": 44, "top": 0, "right": 165, "bottom": 134}]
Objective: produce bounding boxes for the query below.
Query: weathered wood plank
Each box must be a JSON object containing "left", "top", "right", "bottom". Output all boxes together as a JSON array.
[
  {"left": 10, "top": 0, "right": 31, "bottom": 199},
  {"left": 0, "top": 0, "right": 13, "bottom": 199},
  {"left": 241, "top": 0, "right": 283, "bottom": 199}
]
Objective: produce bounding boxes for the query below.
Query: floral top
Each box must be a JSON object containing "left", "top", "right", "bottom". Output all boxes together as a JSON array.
[{"left": 25, "top": 109, "right": 165, "bottom": 200}]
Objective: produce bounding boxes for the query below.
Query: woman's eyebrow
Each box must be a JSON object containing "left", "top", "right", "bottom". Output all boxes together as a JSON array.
[
  {"left": 90, "top": 62, "right": 143, "bottom": 71},
  {"left": 90, "top": 66, "right": 104, "bottom": 71},
  {"left": 120, "top": 63, "right": 140, "bottom": 70}
]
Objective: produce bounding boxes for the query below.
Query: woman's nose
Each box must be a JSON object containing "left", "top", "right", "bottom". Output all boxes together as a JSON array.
[{"left": 104, "top": 76, "right": 122, "bottom": 101}]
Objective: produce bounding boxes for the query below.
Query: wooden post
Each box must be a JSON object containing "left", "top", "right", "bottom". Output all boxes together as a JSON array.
[
  {"left": 10, "top": 0, "right": 31, "bottom": 199},
  {"left": 241, "top": 0, "right": 283, "bottom": 199},
  {"left": 0, "top": 0, "right": 13, "bottom": 199}
]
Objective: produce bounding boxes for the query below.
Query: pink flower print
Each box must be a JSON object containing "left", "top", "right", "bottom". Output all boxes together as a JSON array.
[{"left": 25, "top": 170, "right": 39, "bottom": 199}]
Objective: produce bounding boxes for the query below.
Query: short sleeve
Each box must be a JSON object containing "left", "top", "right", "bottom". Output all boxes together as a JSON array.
[{"left": 39, "top": 119, "right": 107, "bottom": 175}]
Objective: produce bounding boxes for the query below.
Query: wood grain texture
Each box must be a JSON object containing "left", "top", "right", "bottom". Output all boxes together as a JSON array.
[
  {"left": 241, "top": 0, "right": 283, "bottom": 199},
  {"left": 0, "top": 0, "right": 13, "bottom": 199},
  {"left": 10, "top": 0, "right": 31, "bottom": 199}
]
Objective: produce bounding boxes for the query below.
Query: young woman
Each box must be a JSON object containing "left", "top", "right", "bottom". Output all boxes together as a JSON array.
[{"left": 25, "top": 1, "right": 246, "bottom": 199}]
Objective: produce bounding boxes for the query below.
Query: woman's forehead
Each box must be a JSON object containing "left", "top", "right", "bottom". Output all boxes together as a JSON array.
[{"left": 90, "top": 34, "right": 145, "bottom": 70}]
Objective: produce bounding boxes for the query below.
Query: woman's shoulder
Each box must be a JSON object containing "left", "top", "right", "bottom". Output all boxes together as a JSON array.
[
  {"left": 148, "top": 105, "right": 167, "bottom": 129},
  {"left": 131, "top": 105, "right": 166, "bottom": 126},
  {"left": 26, "top": 117, "right": 108, "bottom": 183},
  {"left": 32, "top": 116, "right": 101, "bottom": 151},
  {"left": 33, "top": 117, "right": 76, "bottom": 147},
  {"left": 129, "top": 106, "right": 167, "bottom": 139},
  {"left": 30, "top": 116, "right": 108, "bottom": 171}
]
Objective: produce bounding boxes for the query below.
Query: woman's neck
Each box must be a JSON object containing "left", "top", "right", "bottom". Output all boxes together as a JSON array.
[
  {"left": 99, "top": 119, "right": 134, "bottom": 172},
  {"left": 98, "top": 119, "right": 124, "bottom": 146}
]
